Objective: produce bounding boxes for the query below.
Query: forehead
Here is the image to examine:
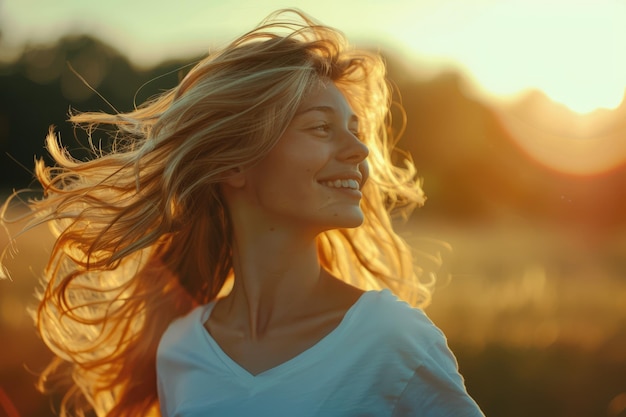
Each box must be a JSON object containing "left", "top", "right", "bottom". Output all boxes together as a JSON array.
[{"left": 296, "top": 82, "right": 357, "bottom": 119}]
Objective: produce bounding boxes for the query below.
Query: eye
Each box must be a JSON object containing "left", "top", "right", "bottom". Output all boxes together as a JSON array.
[
  {"left": 313, "top": 123, "right": 331, "bottom": 132},
  {"left": 310, "top": 123, "right": 332, "bottom": 136}
]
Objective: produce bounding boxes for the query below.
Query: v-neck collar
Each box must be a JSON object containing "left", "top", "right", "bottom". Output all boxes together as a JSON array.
[{"left": 196, "top": 290, "right": 375, "bottom": 382}]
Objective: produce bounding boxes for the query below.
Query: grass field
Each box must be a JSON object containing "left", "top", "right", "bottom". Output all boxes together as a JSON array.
[
  {"left": 1, "top": 205, "right": 625, "bottom": 416},
  {"left": 405, "top": 219, "right": 626, "bottom": 417}
]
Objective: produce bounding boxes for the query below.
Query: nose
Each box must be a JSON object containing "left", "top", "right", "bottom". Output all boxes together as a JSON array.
[{"left": 338, "top": 130, "right": 369, "bottom": 164}]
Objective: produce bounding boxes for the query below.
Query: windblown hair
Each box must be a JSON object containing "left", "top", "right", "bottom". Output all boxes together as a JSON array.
[{"left": 1, "top": 9, "right": 428, "bottom": 417}]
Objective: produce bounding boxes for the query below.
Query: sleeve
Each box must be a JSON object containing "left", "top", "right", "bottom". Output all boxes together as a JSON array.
[
  {"left": 391, "top": 338, "right": 485, "bottom": 417},
  {"left": 157, "top": 338, "right": 175, "bottom": 417},
  {"left": 157, "top": 371, "right": 170, "bottom": 417}
]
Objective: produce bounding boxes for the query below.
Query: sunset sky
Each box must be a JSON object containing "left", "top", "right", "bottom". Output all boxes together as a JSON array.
[{"left": 2, "top": 0, "right": 625, "bottom": 114}]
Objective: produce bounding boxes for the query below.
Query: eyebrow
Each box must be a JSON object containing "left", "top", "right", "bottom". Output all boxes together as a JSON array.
[{"left": 296, "top": 105, "right": 359, "bottom": 122}]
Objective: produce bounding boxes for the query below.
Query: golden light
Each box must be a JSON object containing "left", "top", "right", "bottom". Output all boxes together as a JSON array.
[
  {"left": 390, "top": 0, "right": 626, "bottom": 114},
  {"left": 387, "top": 0, "right": 626, "bottom": 176},
  {"left": 492, "top": 94, "right": 626, "bottom": 176}
]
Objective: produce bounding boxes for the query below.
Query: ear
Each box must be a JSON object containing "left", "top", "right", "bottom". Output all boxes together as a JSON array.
[{"left": 221, "top": 167, "right": 246, "bottom": 189}]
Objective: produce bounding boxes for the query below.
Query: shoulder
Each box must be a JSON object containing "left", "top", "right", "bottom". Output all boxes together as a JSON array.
[
  {"left": 359, "top": 289, "right": 444, "bottom": 340},
  {"left": 360, "top": 291, "right": 485, "bottom": 416},
  {"left": 157, "top": 303, "right": 210, "bottom": 358},
  {"left": 350, "top": 289, "right": 451, "bottom": 365}
]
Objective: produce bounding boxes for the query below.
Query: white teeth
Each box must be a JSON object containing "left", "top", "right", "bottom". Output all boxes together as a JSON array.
[{"left": 322, "top": 179, "right": 360, "bottom": 190}]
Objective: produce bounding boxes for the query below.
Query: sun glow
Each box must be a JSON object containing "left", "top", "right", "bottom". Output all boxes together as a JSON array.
[
  {"left": 495, "top": 102, "right": 626, "bottom": 176},
  {"left": 3, "top": 0, "right": 625, "bottom": 115},
  {"left": 390, "top": 0, "right": 626, "bottom": 114},
  {"left": 2, "top": 0, "right": 626, "bottom": 176}
]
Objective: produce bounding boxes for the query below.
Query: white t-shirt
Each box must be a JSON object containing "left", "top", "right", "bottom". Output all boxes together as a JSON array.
[{"left": 157, "top": 289, "right": 485, "bottom": 417}]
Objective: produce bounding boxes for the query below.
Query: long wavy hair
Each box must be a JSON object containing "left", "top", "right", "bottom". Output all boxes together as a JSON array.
[{"left": 1, "top": 8, "right": 428, "bottom": 417}]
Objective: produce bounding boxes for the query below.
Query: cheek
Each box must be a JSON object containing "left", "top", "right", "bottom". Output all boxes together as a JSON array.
[
  {"left": 251, "top": 142, "right": 330, "bottom": 200},
  {"left": 272, "top": 148, "right": 326, "bottom": 183},
  {"left": 251, "top": 162, "right": 317, "bottom": 204}
]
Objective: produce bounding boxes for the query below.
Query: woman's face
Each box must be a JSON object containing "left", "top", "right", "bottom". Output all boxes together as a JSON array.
[{"left": 238, "top": 81, "right": 369, "bottom": 234}]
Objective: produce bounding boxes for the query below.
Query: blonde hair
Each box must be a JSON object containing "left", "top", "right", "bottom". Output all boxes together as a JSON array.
[{"left": 1, "top": 9, "right": 428, "bottom": 417}]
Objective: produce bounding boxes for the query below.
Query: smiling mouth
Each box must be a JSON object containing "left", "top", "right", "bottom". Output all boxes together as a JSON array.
[{"left": 319, "top": 179, "right": 360, "bottom": 191}]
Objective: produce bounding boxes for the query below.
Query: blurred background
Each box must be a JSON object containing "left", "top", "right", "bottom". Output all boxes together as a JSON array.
[{"left": 1, "top": 0, "right": 626, "bottom": 416}]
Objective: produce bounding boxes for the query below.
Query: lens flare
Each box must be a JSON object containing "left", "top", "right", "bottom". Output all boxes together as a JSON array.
[{"left": 492, "top": 91, "right": 626, "bottom": 176}]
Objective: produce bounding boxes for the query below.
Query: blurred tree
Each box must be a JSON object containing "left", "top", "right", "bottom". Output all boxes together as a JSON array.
[
  {"left": 0, "top": 35, "right": 194, "bottom": 190},
  {"left": 2, "top": 35, "right": 625, "bottom": 240}
]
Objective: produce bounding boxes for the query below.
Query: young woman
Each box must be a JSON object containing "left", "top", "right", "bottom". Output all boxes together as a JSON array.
[{"left": 1, "top": 9, "right": 484, "bottom": 417}]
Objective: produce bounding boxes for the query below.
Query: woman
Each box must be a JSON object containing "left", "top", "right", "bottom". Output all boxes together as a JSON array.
[{"left": 1, "top": 9, "right": 484, "bottom": 417}]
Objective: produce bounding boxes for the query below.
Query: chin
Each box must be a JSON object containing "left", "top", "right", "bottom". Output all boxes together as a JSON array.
[{"left": 327, "top": 212, "right": 365, "bottom": 230}]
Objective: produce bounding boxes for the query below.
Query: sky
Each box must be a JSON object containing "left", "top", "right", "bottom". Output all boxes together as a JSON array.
[{"left": 1, "top": 0, "right": 626, "bottom": 113}]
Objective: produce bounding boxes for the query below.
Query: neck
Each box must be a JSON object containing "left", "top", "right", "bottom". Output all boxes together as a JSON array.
[{"left": 219, "top": 227, "right": 324, "bottom": 340}]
